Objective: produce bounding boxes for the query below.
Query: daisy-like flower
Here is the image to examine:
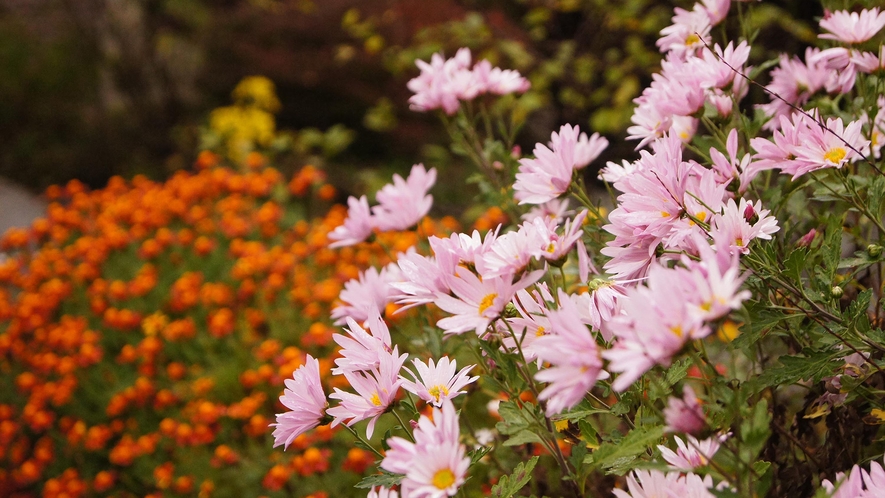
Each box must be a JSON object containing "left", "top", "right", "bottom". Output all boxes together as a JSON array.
[
  {"left": 435, "top": 266, "right": 543, "bottom": 336},
  {"left": 821, "top": 455, "right": 885, "bottom": 497},
  {"left": 658, "top": 434, "right": 727, "bottom": 470},
  {"left": 372, "top": 164, "right": 437, "bottom": 232},
  {"left": 472, "top": 59, "right": 531, "bottom": 95},
  {"left": 391, "top": 248, "right": 451, "bottom": 311},
  {"left": 663, "top": 385, "right": 706, "bottom": 435},
  {"left": 656, "top": 7, "right": 712, "bottom": 59},
  {"left": 612, "top": 469, "right": 716, "bottom": 498},
  {"left": 381, "top": 400, "right": 470, "bottom": 498},
  {"left": 331, "top": 263, "right": 401, "bottom": 325},
  {"left": 367, "top": 487, "right": 399, "bottom": 498},
  {"left": 790, "top": 116, "right": 868, "bottom": 178},
  {"left": 603, "top": 263, "right": 710, "bottom": 392},
  {"left": 819, "top": 8, "right": 885, "bottom": 44},
  {"left": 332, "top": 313, "right": 392, "bottom": 375},
  {"left": 329, "top": 195, "right": 375, "bottom": 248},
  {"left": 573, "top": 131, "right": 609, "bottom": 169},
  {"left": 513, "top": 124, "right": 582, "bottom": 205},
  {"left": 534, "top": 290, "right": 608, "bottom": 415},
  {"left": 710, "top": 198, "right": 780, "bottom": 256},
  {"left": 758, "top": 48, "right": 830, "bottom": 127},
  {"left": 327, "top": 348, "right": 407, "bottom": 439},
  {"left": 271, "top": 355, "right": 328, "bottom": 449},
  {"left": 400, "top": 357, "right": 478, "bottom": 407}
]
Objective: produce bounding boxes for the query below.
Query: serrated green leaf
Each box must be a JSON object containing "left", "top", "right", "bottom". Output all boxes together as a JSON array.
[
  {"left": 490, "top": 456, "right": 539, "bottom": 498},
  {"left": 584, "top": 425, "right": 664, "bottom": 474},
  {"left": 751, "top": 349, "right": 842, "bottom": 390},
  {"left": 355, "top": 470, "right": 404, "bottom": 489},
  {"left": 502, "top": 429, "right": 545, "bottom": 446}
]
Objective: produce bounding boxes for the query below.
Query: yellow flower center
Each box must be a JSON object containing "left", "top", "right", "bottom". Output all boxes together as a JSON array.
[
  {"left": 478, "top": 293, "right": 498, "bottom": 315},
  {"left": 685, "top": 33, "right": 701, "bottom": 46},
  {"left": 547, "top": 243, "right": 556, "bottom": 253},
  {"left": 535, "top": 326, "right": 546, "bottom": 337},
  {"left": 735, "top": 237, "right": 744, "bottom": 247},
  {"left": 671, "top": 325, "right": 684, "bottom": 338},
  {"left": 824, "top": 147, "right": 847, "bottom": 164},
  {"left": 428, "top": 385, "right": 450, "bottom": 403},
  {"left": 432, "top": 468, "right": 456, "bottom": 490},
  {"left": 661, "top": 211, "right": 670, "bottom": 218},
  {"left": 370, "top": 392, "right": 382, "bottom": 406}
]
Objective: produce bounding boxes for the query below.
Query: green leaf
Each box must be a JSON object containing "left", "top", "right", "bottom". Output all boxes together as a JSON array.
[
  {"left": 584, "top": 425, "right": 665, "bottom": 474},
  {"left": 355, "top": 469, "right": 404, "bottom": 489},
  {"left": 751, "top": 349, "right": 842, "bottom": 391},
  {"left": 490, "top": 456, "right": 539, "bottom": 498},
  {"left": 502, "top": 429, "right": 545, "bottom": 447}
]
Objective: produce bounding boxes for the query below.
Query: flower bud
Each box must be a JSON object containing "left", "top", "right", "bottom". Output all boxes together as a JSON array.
[{"left": 868, "top": 244, "right": 883, "bottom": 258}]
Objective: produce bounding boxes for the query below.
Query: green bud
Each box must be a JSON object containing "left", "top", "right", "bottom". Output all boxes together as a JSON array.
[
  {"left": 831, "top": 286, "right": 843, "bottom": 298},
  {"left": 868, "top": 244, "right": 883, "bottom": 258},
  {"left": 503, "top": 302, "right": 519, "bottom": 319}
]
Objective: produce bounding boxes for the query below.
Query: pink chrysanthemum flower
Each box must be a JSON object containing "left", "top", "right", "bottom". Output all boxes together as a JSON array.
[
  {"left": 400, "top": 357, "right": 478, "bottom": 407},
  {"left": 819, "top": 8, "right": 885, "bottom": 44},
  {"left": 367, "top": 487, "right": 399, "bottom": 498},
  {"left": 329, "top": 195, "right": 375, "bottom": 248},
  {"left": 658, "top": 434, "right": 727, "bottom": 471},
  {"left": 790, "top": 116, "right": 868, "bottom": 177},
  {"left": 758, "top": 48, "right": 831, "bottom": 128},
  {"left": 332, "top": 263, "right": 401, "bottom": 325},
  {"left": 435, "top": 266, "right": 543, "bottom": 336},
  {"left": 271, "top": 355, "right": 328, "bottom": 449},
  {"left": 381, "top": 401, "right": 469, "bottom": 498},
  {"left": 372, "top": 164, "right": 437, "bottom": 232},
  {"left": 332, "top": 312, "right": 392, "bottom": 375},
  {"left": 513, "top": 124, "right": 584, "bottom": 205},
  {"left": 612, "top": 469, "right": 716, "bottom": 498},
  {"left": 821, "top": 455, "right": 885, "bottom": 497},
  {"left": 472, "top": 59, "right": 531, "bottom": 95},
  {"left": 534, "top": 290, "right": 608, "bottom": 415},
  {"left": 327, "top": 348, "right": 407, "bottom": 439},
  {"left": 657, "top": 7, "right": 712, "bottom": 59},
  {"left": 663, "top": 385, "right": 706, "bottom": 435}
]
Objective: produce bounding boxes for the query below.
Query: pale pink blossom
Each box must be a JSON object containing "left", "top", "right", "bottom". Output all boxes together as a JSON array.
[
  {"left": 658, "top": 434, "right": 728, "bottom": 471},
  {"left": 332, "top": 263, "right": 401, "bottom": 325},
  {"left": 502, "top": 285, "right": 556, "bottom": 363},
  {"left": 663, "top": 385, "right": 706, "bottom": 435},
  {"left": 612, "top": 469, "right": 716, "bottom": 498},
  {"left": 329, "top": 195, "right": 375, "bottom": 248},
  {"left": 758, "top": 48, "right": 831, "bottom": 126},
  {"left": 435, "top": 266, "right": 543, "bottom": 336},
  {"left": 513, "top": 124, "right": 582, "bottom": 205},
  {"left": 272, "top": 355, "right": 328, "bottom": 449},
  {"left": 367, "top": 487, "right": 399, "bottom": 498},
  {"left": 472, "top": 59, "right": 531, "bottom": 95},
  {"left": 381, "top": 401, "right": 469, "bottom": 498},
  {"left": 391, "top": 248, "right": 451, "bottom": 311},
  {"left": 332, "top": 312, "right": 392, "bottom": 375},
  {"left": 603, "top": 263, "right": 711, "bottom": 391},
  {"left": 657, "top": 7, "right": 712, "bottom": 59},
  {"left": 822, "top": 455, "right": 885, "bottom": 497},
  {"left": 819, "top": 8, "right": 885, "bottom": 44},
  {"left": 327, "top": 348, "right": 407, "bottom": 439},
  {"left": 790, "top": 116, "right": 868, "bottom": 177},
  {"left": 372, "top": 164, "right": 436, "bottom": 231},
  {"left": 400, "top": 357, "right": 478, "bottom": 407},
  {"left": 710, "top": 198, "right": 779, "bottom": 256},
  {"left": 534, "top": 289, "right": 608, "bottom": 415},
  {"left": 573, "top": 131, "right": 609, "bottom": 169}
]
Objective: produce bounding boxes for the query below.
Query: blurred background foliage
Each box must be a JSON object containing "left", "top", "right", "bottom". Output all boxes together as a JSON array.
[{"left": 0, "top": 0, "right": 819, "bottom": 204}]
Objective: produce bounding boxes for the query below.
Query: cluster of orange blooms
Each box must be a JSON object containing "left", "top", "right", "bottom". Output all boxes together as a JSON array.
[{"left": 0, "top": 151, "right": 469, "bottom": 497}]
